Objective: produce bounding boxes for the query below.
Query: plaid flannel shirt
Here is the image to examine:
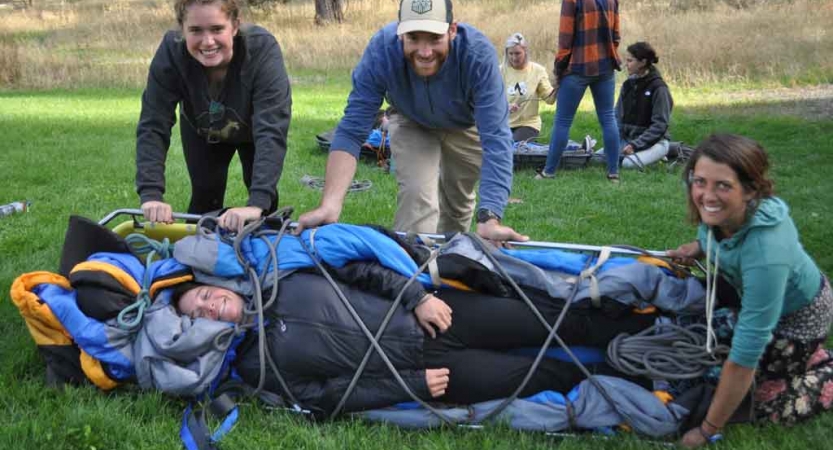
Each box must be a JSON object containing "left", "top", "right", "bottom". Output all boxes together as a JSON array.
[{"left": 555, "top": 0, "right": 621, "bottom": 80}]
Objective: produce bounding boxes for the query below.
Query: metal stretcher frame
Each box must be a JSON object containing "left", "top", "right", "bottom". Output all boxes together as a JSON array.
[{"left": 98, "top": 208, "right": 668, "bottom": 258}]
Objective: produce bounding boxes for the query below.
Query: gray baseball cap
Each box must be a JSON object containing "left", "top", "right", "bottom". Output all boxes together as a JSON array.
[{"left": 397, "top": 0, "right": 453, "bottom": 35}]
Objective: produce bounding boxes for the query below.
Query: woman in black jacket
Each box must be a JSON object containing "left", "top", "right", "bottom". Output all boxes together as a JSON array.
[
  {"left": 136, "top": 0, "right": 291, "bottom": 232},
  {"left": 174, "top": 262, "right": 656, "bottom": 416},
  {"left": 597, "top": 42, "right": 673, "bottom": 170}
]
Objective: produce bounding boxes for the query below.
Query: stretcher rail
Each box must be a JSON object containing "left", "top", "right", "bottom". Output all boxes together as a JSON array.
[{"left": 98, "top": 209, "right": 668, "bottom": 257}]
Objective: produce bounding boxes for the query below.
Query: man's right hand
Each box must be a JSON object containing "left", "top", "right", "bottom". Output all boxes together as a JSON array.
[
  {"left": 295, "top": 150, "right": 357, "bottom": 234},
  {"left": 141, "top": 200, "right": 173, "bottom": 224},
  {"left": 295, "top": 204, "right": 340, "bottom": 234}
]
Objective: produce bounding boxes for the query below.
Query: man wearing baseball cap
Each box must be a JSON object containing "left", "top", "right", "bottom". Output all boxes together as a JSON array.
[{"left": 298, "top": 0, "right": 527, "bottom": 244}]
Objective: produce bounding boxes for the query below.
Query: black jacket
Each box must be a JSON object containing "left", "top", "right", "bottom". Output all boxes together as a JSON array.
[
  {"left": 135, "top": 24, "right": 292, "bottom": 210},
  {"left": 235, "top": 262, "right": 431, "bottom": 416},
  {"left": 615, "top": 67, "right": 673, "bottom": 150}
]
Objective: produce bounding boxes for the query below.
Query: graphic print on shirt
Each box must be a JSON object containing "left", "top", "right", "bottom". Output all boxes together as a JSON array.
[
  {"left": 508, "top": 81, "right": 529, "bottom": 99},
  {"left": 193, "top": 101, "right": 248, "bottom": 143}
]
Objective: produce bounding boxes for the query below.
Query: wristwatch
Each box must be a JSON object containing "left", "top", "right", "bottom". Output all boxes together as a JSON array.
[{"left": 476, "top": 208, "right": 501, "bottom": 224}]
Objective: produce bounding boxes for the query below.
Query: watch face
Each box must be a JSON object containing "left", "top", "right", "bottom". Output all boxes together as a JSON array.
[{"left": 477, "top": 209, "right": 497, "bottom": 223}]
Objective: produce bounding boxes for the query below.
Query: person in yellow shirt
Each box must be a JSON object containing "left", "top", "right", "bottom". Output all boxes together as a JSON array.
[{"left": 500, "top": 33, "right": 556, "bottom": 142}]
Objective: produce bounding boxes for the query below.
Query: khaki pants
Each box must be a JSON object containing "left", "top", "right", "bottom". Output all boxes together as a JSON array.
[{"left": 388, "top": 113, "right": 483, "bottom": 233}]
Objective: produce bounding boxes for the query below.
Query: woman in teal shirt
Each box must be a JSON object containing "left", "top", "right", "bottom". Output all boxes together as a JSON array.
[{"left": 668, "top": 134, "right": 833, "bottom": 447}]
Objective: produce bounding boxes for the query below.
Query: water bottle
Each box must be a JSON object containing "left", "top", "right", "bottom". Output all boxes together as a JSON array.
[{"left": 0, "top": 201, "right": 30, "bottom": 218}]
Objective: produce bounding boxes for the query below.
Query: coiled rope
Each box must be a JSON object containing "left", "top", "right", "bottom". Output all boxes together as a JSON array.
[
  {"left": 606, "top": 323, "right": 728, "bottom": 380},
  {"left": 116, "top": 233, "right": 174, "bottom": 329}
]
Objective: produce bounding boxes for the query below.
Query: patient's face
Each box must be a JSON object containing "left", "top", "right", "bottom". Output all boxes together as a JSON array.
[{"left": 179, "top": 285, "right": 244, "bottom": 323}]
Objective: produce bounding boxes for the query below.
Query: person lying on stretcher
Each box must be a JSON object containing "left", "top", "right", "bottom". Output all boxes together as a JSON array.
[{"left": 170, "top": 260, "right": 657, "bottom": 416}]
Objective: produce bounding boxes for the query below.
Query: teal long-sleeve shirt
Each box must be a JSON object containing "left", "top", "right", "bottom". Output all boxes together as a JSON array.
[{"left": 698, "top": 197, "right": 822, "bottom": 368}]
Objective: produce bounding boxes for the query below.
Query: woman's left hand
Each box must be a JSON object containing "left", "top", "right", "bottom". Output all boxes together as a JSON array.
[
  {"left": 218, "top": 206, "right": 263, "bottom": 233},
  {"left": 679, "top": 427, "right": 709, "bottom": 448}
]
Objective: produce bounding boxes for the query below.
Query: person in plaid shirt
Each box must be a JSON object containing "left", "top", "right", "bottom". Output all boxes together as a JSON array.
[{"left": 538, "top": 0, "right": 622, "bottom": 182}]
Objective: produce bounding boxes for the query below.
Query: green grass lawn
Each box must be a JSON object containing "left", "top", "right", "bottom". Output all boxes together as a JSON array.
[{"left": 1, "top": 79, "right": 832, "bottom": 449}]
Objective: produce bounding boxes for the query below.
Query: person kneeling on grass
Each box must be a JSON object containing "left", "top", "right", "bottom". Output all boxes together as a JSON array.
[
  {"left": 667, "top": 134, "right": 833, "bottom": 447},
  {"left": 171, "top": 262, "right": 655, "bottom": 416}
]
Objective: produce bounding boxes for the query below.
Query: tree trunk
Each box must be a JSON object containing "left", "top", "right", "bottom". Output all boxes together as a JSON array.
[{"left": 314, "top": 0, "right": 345, "bottom": 26}]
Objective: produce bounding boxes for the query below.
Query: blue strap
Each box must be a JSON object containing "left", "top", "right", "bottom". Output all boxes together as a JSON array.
[
  {"left": 210, "top": 407, "right": 239, "bottom": 442},
  {"left": 181, "top": 404, "right": 214, "bottom": 450},
  {"left": 180, "top": 402, "right": 239, "bottom": 450}
]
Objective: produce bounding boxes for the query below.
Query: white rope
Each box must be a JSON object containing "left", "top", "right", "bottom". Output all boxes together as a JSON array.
[{"left": 704, "top": 228, "right": 720, "bottom": 354}]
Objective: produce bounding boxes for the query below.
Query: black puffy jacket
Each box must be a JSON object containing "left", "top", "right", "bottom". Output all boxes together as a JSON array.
[{"left": 235, "top": 262, "right": 431, "bottom": 416}]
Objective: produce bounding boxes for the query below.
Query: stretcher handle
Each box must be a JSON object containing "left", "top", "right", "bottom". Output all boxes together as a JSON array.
[{"left": 98, "top": 208, "right": 202, "bottom": 226}]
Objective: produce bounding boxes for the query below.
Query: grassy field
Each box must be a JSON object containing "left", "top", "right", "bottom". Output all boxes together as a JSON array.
[
  {"left": 1, "top": 75, "right": 832, "bottom": 448},
  {"left": 1, "top": 0, "right": 832, "bottom": 89},
  {"left": 1, "top": 0, "right": 833, "bottom": 448}
]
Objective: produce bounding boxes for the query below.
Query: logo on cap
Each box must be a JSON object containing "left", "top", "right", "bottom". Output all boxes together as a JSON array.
[{"left": 412, "top": 0, "right": 432, "bottom": 14}]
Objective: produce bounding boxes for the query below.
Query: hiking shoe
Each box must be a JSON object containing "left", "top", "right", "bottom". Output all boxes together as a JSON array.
[
  {"left": 584, "top": 135, "right": 595, "bottom": 153},
  {"left": 535, "top": 170, "right": 555, "bottom": 180}
]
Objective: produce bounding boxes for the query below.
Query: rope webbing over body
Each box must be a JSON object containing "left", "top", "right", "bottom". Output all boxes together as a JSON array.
[
  {"left": 297, "top": 237, "right": 460, "bottom": 424},
  {"left": 195, "top": 212, "right": 302, "bottom": 408},
  {"left": 265, "top": 229, "right": 684, "bottom": 431},
  {"left": 327, "top": 247, "right": 445, "bottom": 419},
  {"left": 470, "top": 233, "right": 593, "bottom": 423},
  {"left": 140, "top": 212, "right": 705, "bottom": 434},
  {"left": 117, "top": 233, "right": 174, "bottom": 329},
  {"left": 465, "top": 234, "right": 638, "bottom": 429}
]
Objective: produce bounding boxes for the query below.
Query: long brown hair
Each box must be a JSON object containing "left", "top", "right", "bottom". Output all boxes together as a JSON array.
[
  {"left": 683, "top": 134, "right": 775, "bottom": 224},
  {"left": 174, "top": 0, "right": 241, "bottom": 26}
]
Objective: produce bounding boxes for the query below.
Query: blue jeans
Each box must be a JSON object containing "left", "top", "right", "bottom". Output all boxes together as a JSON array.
[{"left": 543, "top": 73, "right": 619, "bottom": 175}]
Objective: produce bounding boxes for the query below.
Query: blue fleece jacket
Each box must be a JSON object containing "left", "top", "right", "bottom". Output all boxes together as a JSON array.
[
  {"left": 697, "top": 197, "right": 822, "bottom": 368},
  {"left": 329, "top": 22, "right": 514, "bottom": 217}
]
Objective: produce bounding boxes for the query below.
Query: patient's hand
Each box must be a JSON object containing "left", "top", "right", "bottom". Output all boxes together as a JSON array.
[
  {"left": 426, "top": 368, "right": 450, "bottom": 398},
  {"left": 414, "top": 294, "right": 452, "bottom": 339}
]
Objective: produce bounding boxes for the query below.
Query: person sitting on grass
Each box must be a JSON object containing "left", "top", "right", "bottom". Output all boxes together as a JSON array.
[
  {"left": 594, "top": 41, "right": 673, "bottom": 170},
  {"left": 500, "top": 32, "right": 556, "bottom": 142},
  {"left": 667, "top": 134, "right": 833, "bottom": 447},
  {"left": 171, "top": 262, "right": 656, "bottom": 416}
]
